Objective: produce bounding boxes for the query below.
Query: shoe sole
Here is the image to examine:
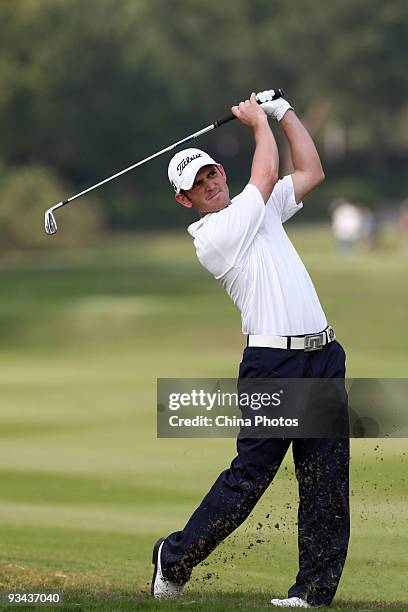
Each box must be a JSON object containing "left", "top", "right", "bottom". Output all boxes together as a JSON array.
[{"left": 151, "top": 537, "right": 165, "bottom": 597}]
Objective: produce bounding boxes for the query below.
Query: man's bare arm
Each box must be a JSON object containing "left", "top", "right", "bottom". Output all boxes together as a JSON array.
[
  {"left": 232, "top": 93, "right": 279, "bottom": 204},
  {"left": 279, "top": 110, "right": 325, "bottom": 204}
]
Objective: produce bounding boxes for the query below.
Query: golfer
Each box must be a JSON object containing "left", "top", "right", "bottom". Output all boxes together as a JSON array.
[{"left": 151, "top": 91, "right": 349, "bottom": 608}]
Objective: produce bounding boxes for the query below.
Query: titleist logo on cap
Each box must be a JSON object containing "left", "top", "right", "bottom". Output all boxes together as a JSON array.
[{"left": 177, "top": 153, "right": 202, "bottom": 176}]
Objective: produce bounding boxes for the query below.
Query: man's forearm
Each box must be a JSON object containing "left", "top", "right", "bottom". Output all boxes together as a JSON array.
[
  {"left": 279, "top": 110, "right": 324, "bottom": 178},
  {"left": 251, "top": 116, "right": 279, "bottom": 181},
  {"left": 231, "top": 93, "right": 279, "bottom": 202}
]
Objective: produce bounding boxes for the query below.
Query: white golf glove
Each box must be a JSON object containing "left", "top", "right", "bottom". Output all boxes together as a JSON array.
[{"left": 256, "top": 89, "right": 293, "bottom": 122}]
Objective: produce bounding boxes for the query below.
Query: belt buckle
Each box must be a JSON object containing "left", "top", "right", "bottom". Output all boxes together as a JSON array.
[{"left": 304, "top": 332, "right": 324, "bottom": 352}]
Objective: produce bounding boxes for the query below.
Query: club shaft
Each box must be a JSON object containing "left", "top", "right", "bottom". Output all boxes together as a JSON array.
[
  {"left": 50, "top": 88, "right": 284, "bottom": 213},
  {"left": 59, "top": 124, "right": 216, "bottom": 209}
]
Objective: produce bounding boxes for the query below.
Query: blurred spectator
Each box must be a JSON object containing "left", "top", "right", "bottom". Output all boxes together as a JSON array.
[
  {"left": 330, "top": 198, "right": 363, "bottom": 254},
  {"left": 359, "top": 206, "right": 376, "bottom": 250}
]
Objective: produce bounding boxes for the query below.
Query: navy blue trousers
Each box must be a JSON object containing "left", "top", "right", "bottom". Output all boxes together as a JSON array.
[{"left": 161, "top": 340, "right": 350, "bottom": 607}]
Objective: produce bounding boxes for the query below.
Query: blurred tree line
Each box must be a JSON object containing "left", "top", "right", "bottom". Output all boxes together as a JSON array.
[{"left": 0, "top": 0, "right": 406, "bottom": 245}]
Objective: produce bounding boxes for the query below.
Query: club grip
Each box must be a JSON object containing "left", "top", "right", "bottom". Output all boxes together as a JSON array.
[{"left": 214, "top": 88, "right": 285, "bottom": 128}]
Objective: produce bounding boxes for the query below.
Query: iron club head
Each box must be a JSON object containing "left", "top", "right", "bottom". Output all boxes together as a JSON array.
[{"left": 45, "top": 209, "right": 58, "bottom": 235}]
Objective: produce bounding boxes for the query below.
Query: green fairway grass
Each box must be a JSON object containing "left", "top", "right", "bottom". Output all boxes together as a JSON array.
[{"left": 0, "top": 226, "right": 407, "bottom": 611}]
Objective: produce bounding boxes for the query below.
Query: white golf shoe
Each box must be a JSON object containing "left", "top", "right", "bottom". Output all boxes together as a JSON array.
[
  {"left": 270, "top": 596, "right": 311, "bottom": 608},
  {"left": 151, "top": 538, "right": 185, "bottom": 599}
]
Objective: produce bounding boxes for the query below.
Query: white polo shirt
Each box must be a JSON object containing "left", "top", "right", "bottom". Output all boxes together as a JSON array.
[{"left": 187, "top": 175, "right": 327, "bottom": 336}]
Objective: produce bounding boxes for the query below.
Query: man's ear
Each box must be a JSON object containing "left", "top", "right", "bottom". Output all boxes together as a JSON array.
[
  {"left": 218, "top": 164, "right": 227, "bottom": 180},
  {"left": 175, "top": 193, "right": 193, "bottom": 209}
]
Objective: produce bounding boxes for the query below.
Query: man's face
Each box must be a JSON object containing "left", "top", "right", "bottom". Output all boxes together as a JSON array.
[{"left": 175, "top": 165, "right": 230, "bottom": 216}]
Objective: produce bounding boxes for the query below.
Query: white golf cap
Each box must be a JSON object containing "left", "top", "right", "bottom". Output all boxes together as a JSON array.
[{"left": 168, "top": 147, "right": 219, "bottom": 193}]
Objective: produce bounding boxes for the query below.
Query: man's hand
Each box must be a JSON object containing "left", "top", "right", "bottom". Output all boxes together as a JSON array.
[
  {"left": 231, "top": 93, "right": 268, "bottom": 127},
  {"left": 256, "top": 90, "right": 293, "bottom": 122}
]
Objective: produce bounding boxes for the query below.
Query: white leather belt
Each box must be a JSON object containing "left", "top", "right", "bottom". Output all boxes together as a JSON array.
[{"left": 247, "top": 326, "right": 336, "bottom": 351}]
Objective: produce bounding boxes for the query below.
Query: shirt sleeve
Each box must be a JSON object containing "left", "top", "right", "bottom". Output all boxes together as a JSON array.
[
  {"left": 267, "top": 175, "right": 303, "bottom": 223},
  {"left": 195, "top": 184, "right": 265, "bottom": 279}
]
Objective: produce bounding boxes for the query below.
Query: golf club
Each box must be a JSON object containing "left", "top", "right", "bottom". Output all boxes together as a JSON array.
[{"left": 44, "top": 89, "right": 284, "bottom": 235}]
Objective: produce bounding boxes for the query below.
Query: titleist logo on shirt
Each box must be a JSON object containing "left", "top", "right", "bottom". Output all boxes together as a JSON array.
[{"left": 177, "top": 153, "right": 202, "bottom": 176}]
